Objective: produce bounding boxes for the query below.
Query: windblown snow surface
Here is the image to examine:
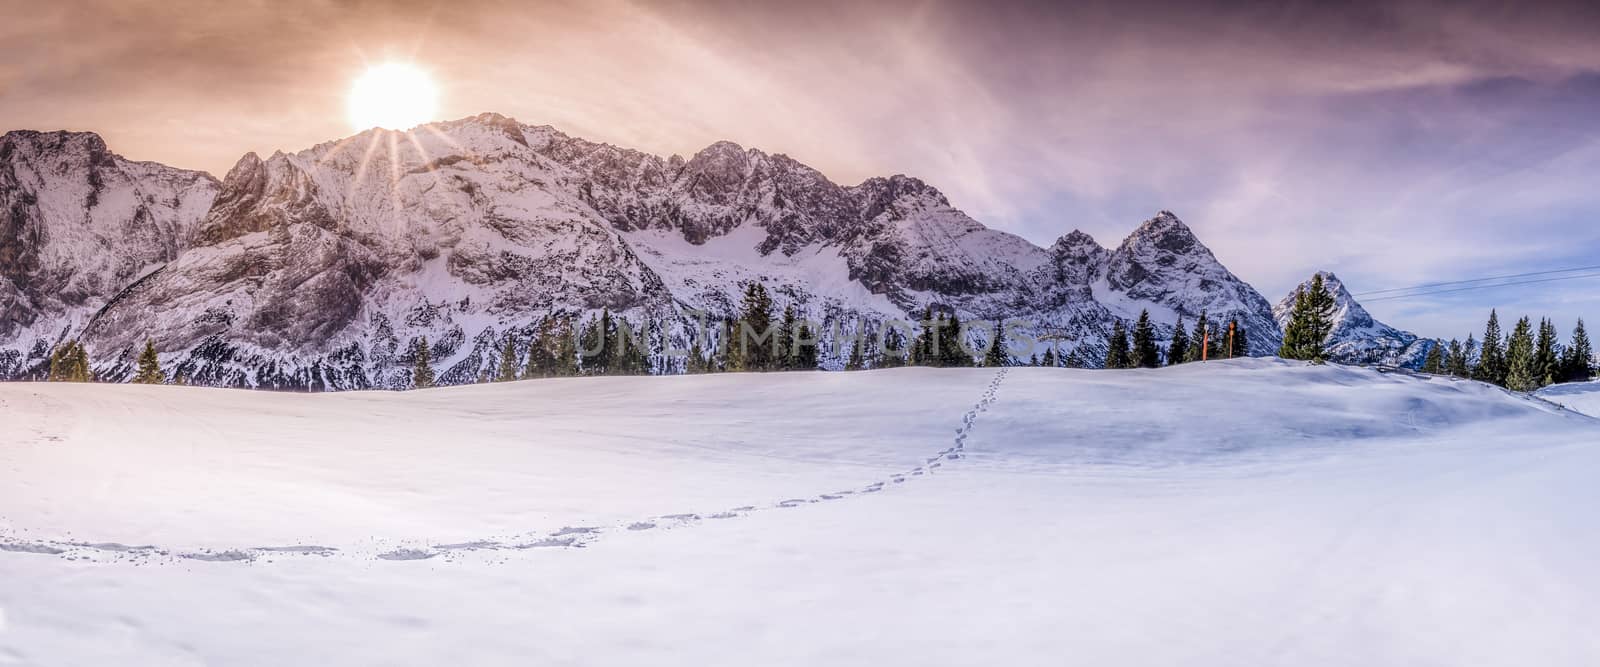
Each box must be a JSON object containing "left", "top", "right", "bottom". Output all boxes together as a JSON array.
[
  {"left": 2, "top": 359, "right": 1599, "bottom": 665},
  {"left": 1538, "top": 380, "right": 1600, "bottom": 419}
]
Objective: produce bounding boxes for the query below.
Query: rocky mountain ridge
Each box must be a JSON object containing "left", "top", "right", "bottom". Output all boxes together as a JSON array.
[{"left": 3, "top": 114, "right": 1301, "bottom": 387}]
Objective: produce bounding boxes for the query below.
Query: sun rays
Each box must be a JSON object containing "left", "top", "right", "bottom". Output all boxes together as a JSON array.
[{"left": 306, "top": 56, "right": 478, "bottom": 224}]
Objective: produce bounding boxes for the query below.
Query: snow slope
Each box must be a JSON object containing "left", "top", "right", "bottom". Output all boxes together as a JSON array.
[
  {"left": 1538, "top": 380, "right": 1600, "bottom": 418},
  {"left": 3, "top": 361, "right": 1599, "bottom": 665}
]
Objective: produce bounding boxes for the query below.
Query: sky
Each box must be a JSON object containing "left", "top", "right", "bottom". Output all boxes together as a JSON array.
[{"left": 2, "top": 0, "right": 1598, "bottom": 339}]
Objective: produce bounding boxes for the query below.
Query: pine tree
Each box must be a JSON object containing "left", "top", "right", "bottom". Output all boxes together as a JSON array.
[
  {"left": 880, "top": 325, "right": 908, "bottom": 368},
  {"left": 552, "top": 318, "right": 578, "bottom": 377},
  {"left": 1420, "top": 340, "right": 1444, "bottom": 375},
  {"left": 1129, "top": 310, "right": 1159, "bottom": 368},
  {"left": 1185, "top": 311, "right": 1210, "bottom": 363},
  {"left": 496, "top": 336, "right": 519, "bottom": 382},
  {"left": 710, "top": 320, "right": 733, "bottom": 372},
  {"left": 1504, "top": 316, "right": 1538, "bottom": 392},
  {"left": 777, "top": 306, "right": 798, "bottom": 368},
  {"left": 1064, "top": 347, "right": 1086, "bottom": 369},
  {"left": 984, "top": 321, "right": 1010, "bottom": 367},
  {"left": 1278, "top": 274, "right": 1336, "bottom": 362},
  {"left": 49, "top": 341, "right": 92, "bottom": 382},
  {"left": 732, "top": 284, "right": 775, "bottom": 371},
  {"left": 1028, "top": 354, "right": 1040, "bottom": 366},
  {"left": 910, "top": 307, "right": 935, "bottom": 366},
  {"left": 1444, "top": 338, "right": 1467, "bottom": 377},
  {"left": 1168, "top": 316, "right": 1189, "bottom": 366},
  {"left": 793, "top": 318, "right": 820, "bottom": 371},
  {"left": 613, "top": 317, "right": 651, "bottom": 376},
  {"left": 844, "top": 330, "right": 867, "bottom": 371},
  {"left": 685, "top": 326, "right": 709, "bottom": 374},
  {"left": 1563, "top": 319, "right": 1593, "bottom": 383},
  {"left": 1041, "top": 345, "right": 1058, "bottom": 368},
  {"left": 1535, "top": 318, "right": 1559, "bottom": 387},
  {"left": 524, "top": 324, "right": 547, "bottom": 379},
  {"left": 941, "top": 312, "right": 972, "bottom": 367},
  {"left": 132, "top": 339, "right": 164, "bottom": 384},
  {"left": 578, "top": 313, "right": 600, "bottom": 374},
  {"left": 411, "top": 337, "right": 435, "bottom": 389},
  {"left": 524, "top": 317, "right": 565, "bottom": 379},
  {"left": 578, "top": 313, "right": 604, "bottom": 375},
  {"left": 1473, "top": 310, "right": 1507, "bottom": 386},
  {"left": 1104, "top": 320, "right": 1130, "bottom": 369}
]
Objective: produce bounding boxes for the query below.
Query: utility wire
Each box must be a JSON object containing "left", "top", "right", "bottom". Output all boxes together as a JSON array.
[
  {"left": 1352, "top": 263, "right": 1600, "bottom": 297},
  {"left": 1361, "top": 270, "right": 1600, "bottom": 302}
]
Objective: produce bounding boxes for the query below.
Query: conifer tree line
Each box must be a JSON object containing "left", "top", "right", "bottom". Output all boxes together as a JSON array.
[
  {"left": 47, "top": 340, "right": 93, "bottom": 382},
  {"left": 46, "top": 275, "right": 1589, "bottom": 390},
  {"left": 1089, "top": 308, "right": 1249, "bottom": 370},
  {"left": 1425, "top": 310, "right": 1594, "bottom": 391},
  {"left": 43, "top": 338, "right": 167, "bottom": 385}
]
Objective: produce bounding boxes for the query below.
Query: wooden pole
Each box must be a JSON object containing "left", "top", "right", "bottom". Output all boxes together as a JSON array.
[{"left": 1228, "top": 321, "right": 1236, "bottom": 359}]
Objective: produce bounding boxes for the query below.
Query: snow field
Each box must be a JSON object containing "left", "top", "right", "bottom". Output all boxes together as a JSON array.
[{"left": 3, "top": 359, "right": 1599, "bottom": 665}]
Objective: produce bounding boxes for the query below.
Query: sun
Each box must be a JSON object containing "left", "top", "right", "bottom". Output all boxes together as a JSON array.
[{"left": 347, "top": 63, "right": 439, "bottom": 131}]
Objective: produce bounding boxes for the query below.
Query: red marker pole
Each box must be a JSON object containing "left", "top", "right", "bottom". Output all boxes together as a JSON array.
[
  {"left": 1228, "top": 321, "right": 1235, "bottom": 359},
  {"left": 1202, "top": 329, "right": 1209, "bottom": 362}
]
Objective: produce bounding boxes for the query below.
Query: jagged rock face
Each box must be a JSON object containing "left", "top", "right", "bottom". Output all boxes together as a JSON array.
[
  {"left": 528, "top": 130, "right": 864, "bottom": 254},
  {"left": 0, "top": 130, "right": 217, "bottom": 378},
  {"left": 3, "top": 114, "right": 1303, "bottom": 386},
  {"left": 1274, "top": 271, "right": 1433, "bottom": 367}
]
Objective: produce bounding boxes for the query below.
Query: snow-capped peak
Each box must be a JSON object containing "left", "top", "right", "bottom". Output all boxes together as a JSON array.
[
  {"left": 1274, "top": 271, "right": 1433, "bottom": 367},
  {"left": 1097, "top": 211, "right": 1281, "bottom": 354}
]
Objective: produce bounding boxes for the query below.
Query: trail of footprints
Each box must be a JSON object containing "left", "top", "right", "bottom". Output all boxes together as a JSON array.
[{"left": 0, "top": 369, "right": 1010, "bottom": 565}]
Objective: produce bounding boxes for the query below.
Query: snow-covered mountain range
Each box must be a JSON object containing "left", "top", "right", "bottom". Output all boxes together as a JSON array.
[
  {"left": 1273, "top": 271, "right": 1434, "bottom": 367},
  {"left": 1, "top": 130, "right": 219, "bottom": 378},
  {"left": 0, "top": 113, "right": 1388, "bottom": 388}
]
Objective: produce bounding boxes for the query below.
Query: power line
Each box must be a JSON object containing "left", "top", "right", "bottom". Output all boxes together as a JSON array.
[
  {"left": 1352, "top": 263, "right": 1600, "bottom": 297},
  {"left": 1361, "top": 270, "right": 1600, "bottom": 302}
]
